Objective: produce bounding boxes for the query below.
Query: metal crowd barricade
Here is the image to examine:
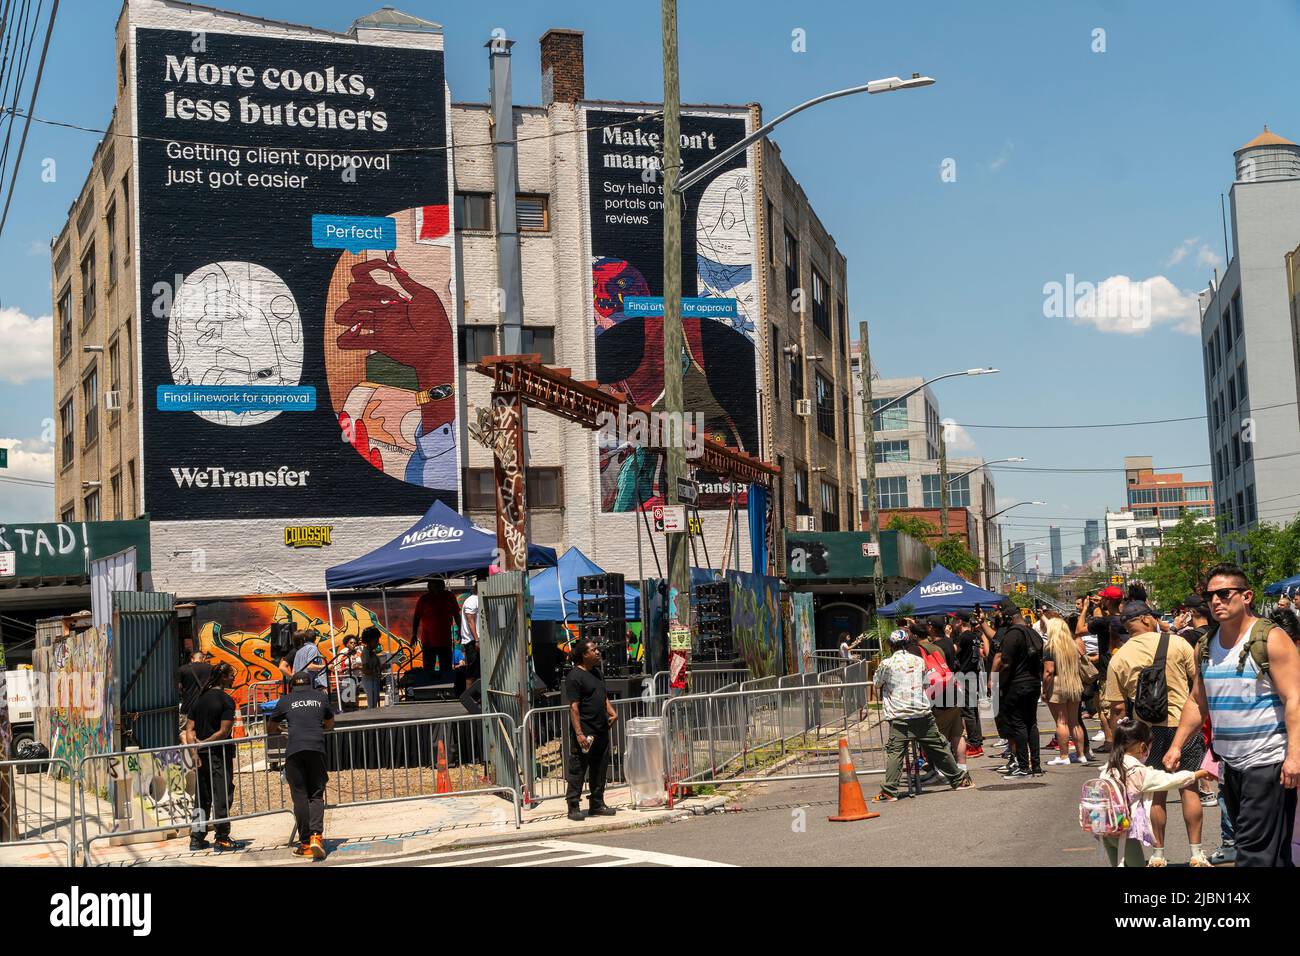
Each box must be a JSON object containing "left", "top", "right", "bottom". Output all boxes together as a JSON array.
[
  {"left": 1, "top": 757, "right": 77, "bottom": 866},
  {"left": 240, "top": 679, "right": 284, "bottom": 737},
  {"left": 76, "top": 711, "right": 521, "bottom": 862},
  {"left": 519, "top": 694, "right": 668, "bottom": 806},
  {"left": 661, "top": 678, "right": 887, "bottom": 805}
]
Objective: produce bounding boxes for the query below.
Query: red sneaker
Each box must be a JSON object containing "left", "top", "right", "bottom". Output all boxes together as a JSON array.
[{"left": 966, "top": 746, "right": 985, "bottom": 758}]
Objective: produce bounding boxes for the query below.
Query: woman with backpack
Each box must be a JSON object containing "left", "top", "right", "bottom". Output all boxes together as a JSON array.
[
  {"left": 1089, "top": 718, "right": 1213, "bottom": 867},
  {"left": 1042, "top": 617, "right": 1093, "bottom": 766}
]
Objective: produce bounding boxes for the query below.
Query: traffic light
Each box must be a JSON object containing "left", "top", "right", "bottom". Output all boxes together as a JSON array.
[{"left": 1110, "top": 574, "right": 1124, "bottom": 585}]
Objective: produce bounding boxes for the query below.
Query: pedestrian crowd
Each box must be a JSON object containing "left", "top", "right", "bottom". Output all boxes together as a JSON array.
[{"left": 870, "top": 562, "right": 1299, "bottom": 868}]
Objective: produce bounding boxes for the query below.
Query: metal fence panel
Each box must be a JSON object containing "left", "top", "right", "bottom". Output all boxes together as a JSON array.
[
  {"left": 1, "top": 758, "right": 77, "bottom": 866},
  {"left": 114, "top": 591, "right": 179, "bottom": 750}
]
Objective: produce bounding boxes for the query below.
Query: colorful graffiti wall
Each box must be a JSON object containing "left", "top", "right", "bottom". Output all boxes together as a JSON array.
[
  {"left": 33, "top": 624, "right": 114, "bottom": 768},
  {"left": 788, "top": 592, "right": 815, "bottom": 674},
  {"left": 726, "top": 570, "right": 782, "bottom": 678},
  {"left": 193, "top": 591, "right": 426, "bottom": 706}
]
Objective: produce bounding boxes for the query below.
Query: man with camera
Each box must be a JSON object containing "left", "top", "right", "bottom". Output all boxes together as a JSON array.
[
  {"left": 1076, "top": 585, "right": 1124, "bottom": 753},
  {"left": 991, "top": 599, "right": 1045, "bottom": 776},
  {"left": 279, "top": 628, "right": 328, "bottom": 691},
  {"left": 268, "top": 670, "right": 336, "bottom": 861}
]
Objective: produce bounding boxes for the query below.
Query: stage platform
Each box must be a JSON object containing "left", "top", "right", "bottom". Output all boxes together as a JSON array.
[{"left": 333, "top": 700, "right": 467, "bottom": 727}]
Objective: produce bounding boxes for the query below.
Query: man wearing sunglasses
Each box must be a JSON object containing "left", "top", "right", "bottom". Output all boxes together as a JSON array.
[{"left": 1166, "top": 563, "right": 1300, "bottom": 868}]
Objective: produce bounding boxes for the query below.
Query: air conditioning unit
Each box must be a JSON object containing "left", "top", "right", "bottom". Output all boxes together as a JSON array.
[
  {"left": 795, "top": 398, "right": 812, "bottom": 417},
  {"left": 104, "top": 390, "right": 121, "bottom": 411},
  {"left": 796, "top": 515, "right": 817, "bottom": 532}
]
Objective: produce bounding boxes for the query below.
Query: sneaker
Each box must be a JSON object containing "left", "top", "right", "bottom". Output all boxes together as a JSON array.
[
  {"left": 1029, "top": 766, "right": 1046, "bottom": 776},
  {"left": 1199, "top": 791, "right": 1218, "bottom": 807},
  {"left": 871, "top": 791, "right": 898, "bottom": 803},
  {"left": 1209, "top": 845, "right": 1236, "bottom": 865},
  {"left": 966, "top": 746, "right": 985, "bottom": 758},
  {"left": 950, "top": 776, "right": 975, "bottom": 791},
  {"left": 1147, "top": 856, "right": 1168, "bottom": 868},
  {"left": 1091, "top": 731, "right": 1105, "bottom": 743},
  {"left": 1045, "top": 739, "right": 1059, "bottom": 750},
  {"left": 588, "top": 805, "right": 617, "bottom": 817},
  {"left": 1093, "top": 743, "right": 1111, "bottom": 754},
  {"left": 308, "top": 834, "right": 326, "bottom": 861},
  {"left": 1189, "top": 854, "right": 1213, "bottom": 867},
  {"left": 292, "top": 843, "right": 311, "bottom": 857},
  {"left": 213, "top": 836, "right": 237, "bottom": 853},
  {"left": 1070, "top": 755, "right": 1089, "bottom": 765},
  {"left": 188, "top": 835, "right": 208, "bottom": 852},
  {"left": 567, "top": 808, "right": 585, "bottom": 822},
  {"left": 1005, "top": 769, "right": 1031, "bottom": 778},
  {"left": 1047, "top": 756, "right": 1072, "bottom": 766}
]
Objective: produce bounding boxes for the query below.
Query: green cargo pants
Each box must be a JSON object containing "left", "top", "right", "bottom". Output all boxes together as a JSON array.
[{"left": 881, "top": 714, "right": 969, "bottom": 796}]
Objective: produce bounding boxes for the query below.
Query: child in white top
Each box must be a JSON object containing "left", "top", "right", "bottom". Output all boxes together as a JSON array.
[{"left": 1101, "top": 718, "right": 1212, "bottom": 867}]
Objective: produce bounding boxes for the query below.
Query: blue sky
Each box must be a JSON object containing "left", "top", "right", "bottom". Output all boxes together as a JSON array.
[{"left": 3, "top": 0, "right": 1296, "bottom": 567}]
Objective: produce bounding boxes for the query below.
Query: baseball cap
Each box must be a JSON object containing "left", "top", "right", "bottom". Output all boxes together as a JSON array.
[
  {"left": 1120, "top": 600, "right": 1154, "bottom": 622},
  {"left": 951, "top": 610, "right": 972, "bottom": 623},
  {"left": 1099, "top": 585, "right": 1124, "bottom": 601},
  {"left": 887, "top": 628, "right": 910, "bottom": 647},
  {"left": 997, "top": 597, "right": 1018, "bottom": 614},
  {"left": 1182, "top": 593, "right": 1207, "bottom": 611}
]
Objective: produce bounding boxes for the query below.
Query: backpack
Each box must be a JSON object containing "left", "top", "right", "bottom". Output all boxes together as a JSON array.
[
  {"left": 1132, "top": 631, "right": 1171, "bottom": 724},
  {"left": 919, "top": 643, "right": 956, "bottom": 705},
  {"left": 1079, "top": 776, "right": 1132, "bottom": 838},
  {"left": 1195, "top": 617, "right": 1273, "bottom": 678}
]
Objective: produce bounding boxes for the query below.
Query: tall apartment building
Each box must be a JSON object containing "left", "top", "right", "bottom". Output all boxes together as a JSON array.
[
  {"left": 1049, "top": 526, "right": 1062, "bottom": 578},
  {"left": 48, "top": 1, "right": 857, "bottom": 598},
  {"left": 849, "top": 357, "right": 1002, "bottom": 587},
  {"left": 1121, "top": 456, "right": 1214, "bottom": 524},
  {"left": 1082, "top": 518, "right": 1102, "bottom": 566},
  {"left": 1198, "top": 128, "right": 1300, "bottom": 538}
]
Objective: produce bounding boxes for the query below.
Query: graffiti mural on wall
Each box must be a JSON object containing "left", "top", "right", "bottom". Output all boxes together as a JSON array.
[
  {"left": 194, "top": 592, "right": 423, "bottom": 707},
  {"left": 108, "top": 746, "right": 197, "bottom": 829},
  {"left": 788, "top": 593, "right": 816, "bottom": 674},
  {"left": 37, "top": 626, "right": 114, "bottom": 769},
  {"left": 726, "top": 571, "right": 782, "bottom": 678}
]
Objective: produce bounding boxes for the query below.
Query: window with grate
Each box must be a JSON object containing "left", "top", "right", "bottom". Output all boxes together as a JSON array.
[
  {"left": 820, "top": 481, "right": 840, "bottom": 532},
  {"left": 517, "top": 194, "right": 549, "bottom": 232},
  {"left": 521, "top": 327, "right": 555, "bottom": 363}
]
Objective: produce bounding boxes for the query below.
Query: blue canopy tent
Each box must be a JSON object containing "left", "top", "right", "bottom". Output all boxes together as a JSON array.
[
  {"left": 876, "top": 563, "right": 1006, "bottom": 617},
  {"left": 529, "top": 547, "right": 641, "bottom": 624},
  {"left": 1264, "top": 572, "right": 1300, "bottom": 597},
  {"left": 326, "top": 500, "right": 556, "bottom": 590}
]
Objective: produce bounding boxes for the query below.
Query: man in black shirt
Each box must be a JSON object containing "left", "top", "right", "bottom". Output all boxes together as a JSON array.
[
  {"left": 992, "top": 600, "right": 1044, "bottom": 777},
  {"left": 563, "top": 639, "right": 618, "bottom": 821},
  {"left": 186, "top": 663, "right": 238, "bottom": 851},
  {"left": 178, "top": 650, "right": 212, "bottom": 739},
  {"left": 952, "top": 612, "right": 987, "bottom": 756},
  {"left": 269, "top": 670, "right": 335, "bottom": 861}
]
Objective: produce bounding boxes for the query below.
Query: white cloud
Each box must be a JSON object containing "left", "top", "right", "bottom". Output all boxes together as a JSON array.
[
  {"left": 1196, "top": 245, "right": 1224, "bottom": 269},
  {"left": 0, "top": 437, "right": 56, "bottom": 522},
  {"left": 1048, "top": 274, "right": 1200, "bottom": 336},
  {"left": 1165, "top": 238, "right": 1198, "bottom": 267},
  {"left": 26, "top": 240, "right": 48, "bottom": 257},
  {"left": 0, "top": 437, "right": 55, "bottom": 481},
  {"left": 0, "top": 307, "right": 53, "bottom": 384},
  {"left": 941, "top": 418, "right": 977, "bottom": 452},
  {"left": 1165, "top": 238, "right": 1223, "bottom": 271}
]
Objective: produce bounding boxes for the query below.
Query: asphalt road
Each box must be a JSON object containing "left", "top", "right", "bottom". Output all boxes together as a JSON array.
[{"left": 554, "top": 722, "right": 1220, "bottom": 868}]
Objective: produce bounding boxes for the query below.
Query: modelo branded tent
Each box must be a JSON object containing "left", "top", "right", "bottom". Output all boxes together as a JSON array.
[
  {"left": 876, "top": 563, "right": 1006, "bottom": 617},
  {"left": 529, "top": 547, "right": 641, "bottom": 623},
  {"left": 1264, "top": 572, "right": 1300, "bottom": 597},
  {"left": 325, "top": 500, "right": 557, "bottom": 590}
]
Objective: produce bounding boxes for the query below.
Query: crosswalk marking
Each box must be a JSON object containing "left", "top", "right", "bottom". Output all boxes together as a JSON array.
[{"left": 335, "top": 839, "right": 731, "bottom": 867}]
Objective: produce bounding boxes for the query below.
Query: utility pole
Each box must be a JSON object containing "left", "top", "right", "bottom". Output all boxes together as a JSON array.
[
  {"left": 661, "top": 0, "right": 690, "bottom": 632},
  {"left": 938, "top": 429, "right": 950, "bottom": 540},
  {"left": 857, "top": 322, "right": 885, "bottom": 614}
]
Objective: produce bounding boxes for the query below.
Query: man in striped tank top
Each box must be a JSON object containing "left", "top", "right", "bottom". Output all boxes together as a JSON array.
[{"left": 1167, "top": 563, "right": 1300, "bottom": 867}]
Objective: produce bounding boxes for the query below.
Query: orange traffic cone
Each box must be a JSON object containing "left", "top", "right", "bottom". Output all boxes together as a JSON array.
[
  {"left": 828, "top": 739, "right": 879, "bottom": 822},
  {"left": 435, "top": 739, "right": 452, "bottom": 794},
  {"left": 232, "top": 708, "right": 246, "bottom": 739}
]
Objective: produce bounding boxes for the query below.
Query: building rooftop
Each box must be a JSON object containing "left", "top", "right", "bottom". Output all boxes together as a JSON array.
[
  {"left": 1237, "top": 125, "right": 1296, "bottom": 152},
  {"left": 351, "top": 6, "right": 442, "bottom": 33}
]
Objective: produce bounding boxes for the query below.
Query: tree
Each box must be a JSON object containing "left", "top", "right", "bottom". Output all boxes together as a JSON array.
[
  {"left": 934, "top": 535, "right": 981, "bottom": 581},
  {"left": 1227, "top": 517, "right": 1300, "bottom": 595},
  {"left": 1073, "top": 567, "right": 1110, "bottom": 596},
  {"left": 887, "top": 514, "right": 940, "bottom": 541},
  {"left": 1145, "top": 514, "right": 1226, "bottom": 609}
]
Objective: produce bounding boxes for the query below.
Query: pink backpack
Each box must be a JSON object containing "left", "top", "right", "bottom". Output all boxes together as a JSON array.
[{"left": 1078, "top": 776, "right": 1131, "bottom": 838}]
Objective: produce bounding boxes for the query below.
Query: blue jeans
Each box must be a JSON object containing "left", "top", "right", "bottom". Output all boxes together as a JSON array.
[
  {"left": 362, "top": 676, "right": 383, "bottom": 708},
  {"left": 1220, "top": 790, "right": 1235, "bottom": 845}
]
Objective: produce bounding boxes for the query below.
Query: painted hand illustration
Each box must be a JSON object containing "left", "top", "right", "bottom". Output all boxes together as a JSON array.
[{"left": 334, "top": 252, "right": 455, "bottom": 433}]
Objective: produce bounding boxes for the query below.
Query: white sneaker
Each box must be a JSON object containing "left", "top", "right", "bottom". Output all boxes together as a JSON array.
[
  {"left": 1071, "top": 755, "right": 1089, "bottom": 765},
  {"left": 1091, "top": 731, "right": 1105, "bottom": 743},
  {"left": 1047, "top": 756, "right": 1072, "bottom": 766}
]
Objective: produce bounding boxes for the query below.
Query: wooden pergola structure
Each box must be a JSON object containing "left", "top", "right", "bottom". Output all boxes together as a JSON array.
[{"left": 471, "top": 354, "right": 779, "bottom": 572}]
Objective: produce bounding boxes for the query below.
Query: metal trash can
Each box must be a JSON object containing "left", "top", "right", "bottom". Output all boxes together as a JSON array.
[{"left": 624, "top": 716, "right": 666, "bottom": 809}]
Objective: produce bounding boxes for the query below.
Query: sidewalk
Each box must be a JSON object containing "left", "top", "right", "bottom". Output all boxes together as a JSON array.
[{"left": 2, "top": 784, "right": 728, "bottom": 867}]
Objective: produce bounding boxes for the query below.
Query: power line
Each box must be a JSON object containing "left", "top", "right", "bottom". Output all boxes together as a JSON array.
[
  {"left": 0, "top": 0, "right": 53, "bottom": 237},
  {"left": 0, "top": 473, "right": 54, "bottom": 487},
  {"left": 863, "top": 400, "right": 1297, "bottom": 432}
]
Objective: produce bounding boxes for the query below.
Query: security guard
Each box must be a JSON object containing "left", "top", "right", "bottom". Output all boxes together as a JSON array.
[{"left": 268, "top": 670, "right": 335, "bottom": 861}]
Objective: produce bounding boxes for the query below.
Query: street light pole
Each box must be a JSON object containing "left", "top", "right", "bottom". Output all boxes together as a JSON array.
[
  {"left": 939, "top": 429, "right": 949, "bottom": 540},
  {"left": 660, "top": 0, "right": 690, "bottom": 635},
  {"left": 947, "top": 456, "right": 1026, "bottom": 589},
  {"left": 858, "top": 321, "right": 885, "bottom": 614},
  {"left": 987, "top": 500, "right": 1045, "bottom": 589}
]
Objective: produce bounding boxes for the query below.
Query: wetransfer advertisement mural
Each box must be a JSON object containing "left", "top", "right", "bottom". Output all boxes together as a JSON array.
[
  {"left": 133, "top": 28, "right": 459, "bottom": 520},
  {"left": 582, "top": 107, "right": 760, "bottom": 512}
]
